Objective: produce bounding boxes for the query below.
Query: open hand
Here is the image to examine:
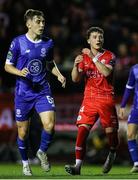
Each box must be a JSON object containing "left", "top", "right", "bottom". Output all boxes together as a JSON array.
[
  {"left": 58, "top": 75, "right": 66, "bottom": 88},
  {"left": 74, "top": 55, "right": 83, "bottom": 67}
]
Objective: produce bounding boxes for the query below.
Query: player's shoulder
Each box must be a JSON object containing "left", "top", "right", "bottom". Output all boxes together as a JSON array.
[
  {"left": 132, "top": 64, "right": 138, "bottom": 71},
  {"left": 42, "top": 36, "right": 54, "bottom": 48},
  {"left": 11, "top": 34, "right": 26, "bottom": 44},
  {"left": 9, "top": 34, "right": 25, "bottom": 50},
  {"left": 42, "top": 36, "right": 53, "bottom": 43},
  {"left": 103, "top": 49, "right": 116, "bottom": 59}
]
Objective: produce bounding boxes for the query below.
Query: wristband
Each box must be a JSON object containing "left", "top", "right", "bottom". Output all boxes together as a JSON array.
[{"left": 93, "top": 57, "right": 98, "bottom": 63}]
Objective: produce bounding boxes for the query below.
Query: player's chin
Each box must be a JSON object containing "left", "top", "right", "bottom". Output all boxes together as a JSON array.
[
  {"left": 95, "top": 45, "right": 102, "bottom": 50},
  {"left": 38, "top": 30, "right": 44, "bottom": 35}
]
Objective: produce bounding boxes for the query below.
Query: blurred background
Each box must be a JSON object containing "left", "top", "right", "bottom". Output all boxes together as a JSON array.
[{"left": 0, "top": 0, "right": 138, "bottom": 166}]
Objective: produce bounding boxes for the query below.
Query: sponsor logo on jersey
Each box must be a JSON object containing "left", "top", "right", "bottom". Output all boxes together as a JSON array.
[
  {"left": 86, "top": 70, "right": 103, "bottom": 78},
  {"left": 27, "top": 59, "right": 42, "bottom": 76}
]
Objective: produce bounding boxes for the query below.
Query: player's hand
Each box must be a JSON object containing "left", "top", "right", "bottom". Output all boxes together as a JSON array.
[
  {"left": 74, "top": 55, "right": 83, "bottom": 67},
  {"left": 19, "top": 68, "right": 29, "bottom": 77},
  {"left": 118, "top": 107, "right": 125, "bottom": 120},
  {"left": 58, "top": 75, "right": 66, "bottom": 88},
  {"left": 82, "top": 48, "right": 90, "bottom": 55}
]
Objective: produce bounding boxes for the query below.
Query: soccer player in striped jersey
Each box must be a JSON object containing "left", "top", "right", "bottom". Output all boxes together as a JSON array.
[
  {"left": 5, "top": 9, "right": 66, "bottom": 176},
  {"left": 119, "top": 65, "right": 138, "bottom": 173},
  {"left": 65, "top": 27, "right": 119, "bottom": 175}
]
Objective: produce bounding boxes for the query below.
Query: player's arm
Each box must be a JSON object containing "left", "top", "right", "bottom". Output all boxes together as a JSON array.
[
  {"left": 82, "top": 48, "right": 113, "bottom": 77},
  {"left": 4, "top": 39, "right": 29, "bottom": 77},
  {"left": 119, "top": 67, "right": 135, "bottom": 119},
  {"left": 71, "top": 55, "right": 83, "bottom": 82},
  {"left": 94, "top": 61, "right": 112, "bottom": 77},
  {"left": 92, "top": 53, "right": 113, "bottom": 77},
  {"left": 48, "top": 60, "right": 66, "bottom": 88},
  {"left": 5, "top": 64, "right": 29, "bottom": 77}
]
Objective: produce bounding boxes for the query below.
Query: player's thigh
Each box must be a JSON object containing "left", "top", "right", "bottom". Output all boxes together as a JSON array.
[
  {"left": 98, "top": 98, "right": 118, "bottom": 129},
  {"left": 76, "top": 98, "right": 98, "bottom": 126},
  {"left": 127, "top": 123, "right": 138, "bottom": 139},
  {"left": 128, "top": 108, "right": 138, "bottom": 124},
  {"left": 39, "top": 111, "right": 56, "bottom": 127}
]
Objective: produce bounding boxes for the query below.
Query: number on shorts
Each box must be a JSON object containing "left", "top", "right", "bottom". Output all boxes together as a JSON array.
[{"left": 46, "top": 95, "right": 54, "bottom": 104}]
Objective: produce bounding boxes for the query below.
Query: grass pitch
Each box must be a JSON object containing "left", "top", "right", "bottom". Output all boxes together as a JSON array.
[{"left": 0, "top": 163, "right": 138, "bottom": 179}]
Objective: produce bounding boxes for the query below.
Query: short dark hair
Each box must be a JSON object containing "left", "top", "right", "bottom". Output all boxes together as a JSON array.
[
  {"left": 86, "top": 27, "right": 104, "bottom": 39},
  {"left": 24, "top": 9, "right": 44, "bottom": 23}
]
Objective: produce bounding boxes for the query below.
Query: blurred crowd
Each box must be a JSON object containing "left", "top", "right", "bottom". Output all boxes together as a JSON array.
[{"left": 0, "top": 0, "right": 138, "bottom": 94}]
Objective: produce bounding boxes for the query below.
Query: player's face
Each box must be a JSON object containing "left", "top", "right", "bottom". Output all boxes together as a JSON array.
[
  {"left": 27, "top": 15, "right": 45, "bottom": 36},
  {"left": 88, "top": 32, "right": 104, "bottom": 50}
]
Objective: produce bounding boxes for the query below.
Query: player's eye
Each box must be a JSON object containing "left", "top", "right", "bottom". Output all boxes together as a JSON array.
[
  {"left": 99, "top": 36, "right": 103, "bottom": 40},
  {"left": 42, "top": 20, "right": 45, "bottom": 24},
  {"left": 93, "top": 35, "right": 97, "bottom": 39},
  {"left": 36, "top": 20, "right": 40, "bottom": 24}
]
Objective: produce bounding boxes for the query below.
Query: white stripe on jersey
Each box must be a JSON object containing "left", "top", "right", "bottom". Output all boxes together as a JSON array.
[
  {"left": 5, "top": 59, "right": 14, "bottom": 64},
  {"left": 126, "top": 84, "right": 134, "bottom": 89}
]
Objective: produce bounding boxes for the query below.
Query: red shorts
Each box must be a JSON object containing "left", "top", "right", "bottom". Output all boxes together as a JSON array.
[{"left": 76, "top": 96, "right": 118, "bottom": 129}]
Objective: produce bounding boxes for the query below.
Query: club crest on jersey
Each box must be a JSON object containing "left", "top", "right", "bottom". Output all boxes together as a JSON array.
[
  {"left": 40, "top": 48, "right": 46, "bottom": 57},
  {"left": 27, "top": 59, "right": 42, "bottom": 76},
  {"left": 16, "top": 109, "right": 22, "bottom": 118}
]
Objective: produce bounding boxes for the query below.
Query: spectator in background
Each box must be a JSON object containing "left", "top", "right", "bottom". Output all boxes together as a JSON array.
[
  {"left": 130, "top": 32, "right": 138, "bottom": 57},
  {"left": 119, "top": 64, "right": 138, "bottom": 173},
  {"left": 65, "top": 27, "right": 119, "bottom": 175},
  {"left": 4, "top": 9, "right": 66, "bottom": 176},
  {"left": 114, "top": 43, "right": 136, "bottom": 95}
]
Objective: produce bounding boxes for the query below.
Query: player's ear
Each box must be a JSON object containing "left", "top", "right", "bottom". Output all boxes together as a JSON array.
[
  {"left": 87, "top": 39, "right": 90, "bottom": 44},
  {"left": 26, "top": 20, "right": 31, "bottom": 29}
]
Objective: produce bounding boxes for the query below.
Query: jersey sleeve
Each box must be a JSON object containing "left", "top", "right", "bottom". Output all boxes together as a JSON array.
[
  {"left": 126, "top": 67, "right": 135, "bottom": 89},
  {"left": 120, "top": 67, "right": 135, "bottom": 107},
  {"left": 108, "top": 53, "right": 116, "bottom": 67},
  {"left": 5, "top": 38, "right": 20, "bottom": 65}
]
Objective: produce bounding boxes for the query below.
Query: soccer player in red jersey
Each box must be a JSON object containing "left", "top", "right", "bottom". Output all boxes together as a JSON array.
[{"left": 65, "top": 27, "right": 119, "bottom": 175}]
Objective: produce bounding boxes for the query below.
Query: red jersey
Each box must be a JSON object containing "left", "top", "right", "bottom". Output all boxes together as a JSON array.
[{"left": 78, "top": 50, "right": 115, "bottom": 98}]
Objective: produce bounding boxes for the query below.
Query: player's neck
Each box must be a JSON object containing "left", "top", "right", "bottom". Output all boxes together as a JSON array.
[
  {"left": 90, "top": 48, "right": 103, "bottom": 57},
  {"left": 26, "top": 32, "right": 41, "bottom": 41}
]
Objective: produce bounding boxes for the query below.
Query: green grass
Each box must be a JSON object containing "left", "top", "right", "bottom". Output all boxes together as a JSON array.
[{"left": 0, "top": 163, "right": 138, "bottom": 179}]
